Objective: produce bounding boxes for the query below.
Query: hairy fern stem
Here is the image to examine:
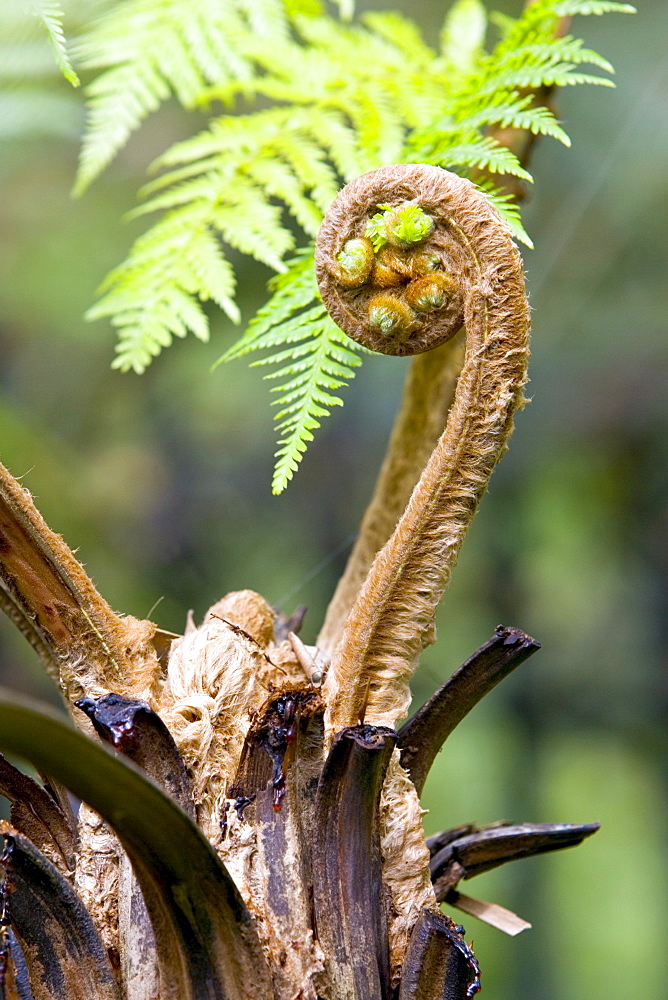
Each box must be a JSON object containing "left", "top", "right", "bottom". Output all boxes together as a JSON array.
[{"left": 316, "top": 165, "right": 531, "bottom": 735}]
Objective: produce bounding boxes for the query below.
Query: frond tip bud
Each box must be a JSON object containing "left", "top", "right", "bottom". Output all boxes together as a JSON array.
[
  {"left": 321, "top": 164, "right": 532, "bottom": 738},
  {"left": 333, "top": 236, "right": 375, "bottom": 288},
  {"left": 368, "top": 293, "right": 417, "bottom": 339},
  {"left": 404, "top": 273, "right": 455, "bottom": 313},
  {"left": 366, "top": 203, "right": 435, "bottom": 250}
]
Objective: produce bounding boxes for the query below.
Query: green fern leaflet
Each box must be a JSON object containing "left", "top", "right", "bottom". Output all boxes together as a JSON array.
[
  {"left": 218, "top": 250, "right": 365, "bottom": 494},
  {"left": 36, "top": 1, "right": 80, "bottom": 87}
]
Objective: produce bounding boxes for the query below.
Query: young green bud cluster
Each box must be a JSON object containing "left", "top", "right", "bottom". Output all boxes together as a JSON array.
[
  {"left": 367, "top": 294, "right": 417, "bottom": 339},
  {"left": 315, "top": 166, "right": 468, "bottom": 356},
  {"left": 404, "top": 273, "right": 455, "bottom": 313},
  {"left": 327, "top": 205, "right": 452, "bottom": 343}
]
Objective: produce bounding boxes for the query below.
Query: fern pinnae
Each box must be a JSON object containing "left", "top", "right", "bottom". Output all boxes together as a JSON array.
[
  {"left": 268, "top": 320, "right": 364, "bottom": 494},
  {"left": 135, "top": 106, "right": 344, "bottom": 231},
  {"left": 552, "top": 2, "right": 636, "bottom": 16},
  {"left": 410, "top": 135, "right": 535, "bottom": 183},
  {"left": 475, "top": 182, "right": 534, "bottom": 248},
  {"left": 105, "top": 94, "right": 361, "bottom": 376},
  {"left": 349, "top": 83, "right": 406, "bottom": 167},
  {"left": 237, "top": 0, "right": 291, "bottom": 40},
  {"left": 249, "top": 319, "right": 330, "bottom": 367},
  {"left": 268, "top": 131, "right": 340, "bottom": 214},
  {"left": 210, "top": 198, "right": 293, "bottom": 274},
  {"left": 487, "top": 40, "right": 616, "bottom": 87},
  {"left": 463, "top": 98, "right": 571, "bottom": 145},
  {"left": 217, "top": 249, "right": 364, "bottom": 492},
  {"left": 236, "top": 305, "right": 330, "bottom": 362},
  {"left": 74, "top": 61, "right": 170, "bottom": 196},
  {"left": 361, "top": 11, "right": 435, "bottom": 66},
  {"left": 180, "top": 228, "right": 240, "bottom": 315},
  {"left": 36, "top": 1, "right": 80, "bottom": 87},
  {"left": 500, "top": 65, "right": 616, "bottom": 90},
  {"left": 297, "top": 106, "right": 363, "bottom": 181},
  {"left": 89, "top": 215, "right": 240, "bottom": 373},
  {"left": 532, "top": 37, "right": 616, "bottom": 74},
  {"left": 246, "top": 158, "right": 325, "bottom": 237},
  {"left": 218, "top": 249, "right": 318, "bottom": 364},
  {"left": 73, "top": 0, "right": 290, "bottom": 194}
]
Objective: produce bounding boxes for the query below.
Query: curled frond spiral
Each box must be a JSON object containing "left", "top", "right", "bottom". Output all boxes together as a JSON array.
[
  {"left": 318, "top": 164, "right": 531, "bottom": 735},
  {"left": 316, "top": 167, "right": 468, "bottom": 356}
]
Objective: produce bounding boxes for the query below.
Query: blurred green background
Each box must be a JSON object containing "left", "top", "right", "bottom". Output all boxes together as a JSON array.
[{"left": 1, "top": 2, "right": 666, "bottom": 998}]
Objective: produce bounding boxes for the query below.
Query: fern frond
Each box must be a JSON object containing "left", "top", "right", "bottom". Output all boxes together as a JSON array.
[
  {"left": 218, "top": 248, "right": 317, "bottom": 363},
  {"left": 87, "top": 212, "right": 240, "bottom": 373},
  {"left": 493, "top": 0, "right": 632, "bottom": 49},
  {"left": 73, "top": 0, "right": 290, "bottom": 194},
  {"left": 267, "top": 321, "right": 364, "bottom": 494},
  {"left": 216, "top": 250, "right": 363, "bottom": 493},
  {"left": 484, "top": 40, "right": 616, "bottom": 91},
  {"left": 361, "top": 11, "right": 434, "bottom": 65},
  {"left": 409, "top": 133, "right": 534, "bottom": 182},
  {"left": 0, "top": 0, "right": 84, "bottom": 140},
  {"left": 475, "top": 180, "right": 533, "bottom": 248},
  {"left": 88, "top": 101, "right": 364, "bottom": 371},
  {"left": 35, "top": 1, "right": 80, "bottom": 86},
  {"left": 246, "top": 18, "right": 420, "bottom": 167},
  {"left": 136, "top": 106, "right": 345, "bottom": 231},
  {"left": 464, "top": 96, "right": 570, "bottom": 145}
]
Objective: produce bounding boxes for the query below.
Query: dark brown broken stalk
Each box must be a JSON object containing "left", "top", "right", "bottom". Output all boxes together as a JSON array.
[{"left": 0, "top": 165, "right": 599, "bottom": 1000}]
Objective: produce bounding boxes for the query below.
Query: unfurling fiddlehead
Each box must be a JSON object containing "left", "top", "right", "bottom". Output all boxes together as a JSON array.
[
  {"left": 316, "top": 168, "right": 467, "bottom": 357},
  {"left": 316, "top": 164, "right": 531, "bottom": 735}
]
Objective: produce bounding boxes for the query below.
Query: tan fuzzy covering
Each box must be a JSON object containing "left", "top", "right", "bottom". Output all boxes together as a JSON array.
[
  {"left": 204, "top": 589, "right": 276, "bottom": 646},
  {"left": 159, "top": 613, "right": 269, "bottom": 840},
  {"left": 317, "top": 333, "right": 465, "bottom": 658},
  {"left": 157, "top": 588, "right": 310, "bottom": 828},
  {"left": 114, "top": 615, "right": 164, "bottom": 701},
  {"left": 379, "top": 752, "right": 436, "bottom": 986},
  {"left": 75, "top": 805, "right": 121, "bottom": 963},
  {"left": 157, "top": 590, "right": 328, "bottom": 1000}
]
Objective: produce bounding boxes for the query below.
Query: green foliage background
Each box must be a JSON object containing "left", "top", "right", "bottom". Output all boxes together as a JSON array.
[{"left": 1, "top": 2, "right": 667, "bottom": 998}]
